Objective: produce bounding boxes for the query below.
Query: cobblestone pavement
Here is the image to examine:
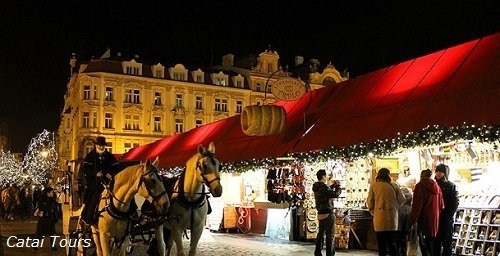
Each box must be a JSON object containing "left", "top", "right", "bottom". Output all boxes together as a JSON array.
[
  {"left": 126, "top": 231, "right": 378, "bottom": 256},
  {"left": 1, "top": 220, "right": 377, "bottom": 256}
]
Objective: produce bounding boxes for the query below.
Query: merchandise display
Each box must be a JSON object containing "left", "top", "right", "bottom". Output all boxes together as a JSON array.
[
  {"left": 453, "top": 208, "right": 500, "bottom": 256},
  {"left": 302, "top": 160, "right": 357, "bottom": 247}
]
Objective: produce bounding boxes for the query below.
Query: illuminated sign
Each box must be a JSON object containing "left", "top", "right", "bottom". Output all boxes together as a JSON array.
[{"left": 271, "top": 78, "right": 306, "bottom": 101}]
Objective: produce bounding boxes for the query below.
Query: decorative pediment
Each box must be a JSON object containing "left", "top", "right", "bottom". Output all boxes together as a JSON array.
[
  {"left": 213, "top": 92, "right": 229, "bottom": 99},
  {"left": 192, "top": 68, "right": 205, "bottom": 83},
  {"left": 172, "top": 107, "right": 187, "bottom": 117},
  {"left": 169, "top": 64, "right": 188, "bottom": 81},
  {"left": 232, "top": 74, "right": 245, "bottom": 88},
  {"left": 152, "top": 63, "right": 165, "bottom": 78},
  {"left": 152, "top": 107, "right": 165, "bottom": 115},
  {"left": 123, "top": 104, "right": 143, "bottom": 113},
  {"left": 213, "top": 112, "right": 230, "bottom": 119},
  {"left": 82, "top": 100, "right": 99, "bottom": 107},
  {"left": 194, "top": 109, "right": 205, "bottom": 116},
  {"left": 103, "top": 101, "right": 116, "bottom": 108},
  {"left": 211, "top": 71, "right": 229, "bottom": 86},
  {"left": 103, "top": 104, "right": 116, "bottom": 112},
  {"left": 122, "top": 59, "right": 143, "bottom": 75}
]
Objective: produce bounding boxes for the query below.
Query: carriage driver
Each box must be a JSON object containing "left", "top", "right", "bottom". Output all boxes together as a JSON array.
[{"left": 79, "top": 136, "right": 119, "bottom": 225}]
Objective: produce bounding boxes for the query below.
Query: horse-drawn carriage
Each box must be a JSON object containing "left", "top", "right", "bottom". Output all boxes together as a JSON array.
[{"left": 62, "top": 142, "right": 222, "bottom": 256}]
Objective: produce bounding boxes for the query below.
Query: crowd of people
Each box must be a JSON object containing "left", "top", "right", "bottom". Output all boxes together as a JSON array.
[
  {"left": 313, "top": 164, "right": 459, "bottom": 256},
  {"left": 367, "top": 164, "right": 459, "bottom": 256}
]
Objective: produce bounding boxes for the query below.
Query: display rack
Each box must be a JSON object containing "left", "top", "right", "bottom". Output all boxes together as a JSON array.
[
  {"left": 333, "top": 209, "right": 350, "bottom": 249},
  {"left": 453, "top": 207, "right": 500, "bottom": 256}
]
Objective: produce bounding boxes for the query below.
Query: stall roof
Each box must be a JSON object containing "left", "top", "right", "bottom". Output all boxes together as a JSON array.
[
  {"left": 291, "top": 32, "right": 500, "bottom": 152},
  {"left": 122, "top": 32, "right": 500, "bottom": 168}
]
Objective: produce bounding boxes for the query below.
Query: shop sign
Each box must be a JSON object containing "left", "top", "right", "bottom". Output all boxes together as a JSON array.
[{"left": 271, "top": 78, "right": 306, "bottom": 101}]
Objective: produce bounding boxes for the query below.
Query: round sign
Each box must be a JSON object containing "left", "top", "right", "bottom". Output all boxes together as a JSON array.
[
  {"left": 307, "top": 209, "right": 318, "bottom": 221},
  {"left": 307, "top": 221, "right": 318, "bottom": 232},
  {"left": 271, "top": 78, "right": 306, "bottom": 101}
]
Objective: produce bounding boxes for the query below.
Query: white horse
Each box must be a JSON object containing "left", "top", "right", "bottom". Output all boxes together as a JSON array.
[
  {"left": 90, "top": 158, "right": 170, "bottom": 256},
  {"left": 156, "top": 142, "right": 223, "bottom": 256}
]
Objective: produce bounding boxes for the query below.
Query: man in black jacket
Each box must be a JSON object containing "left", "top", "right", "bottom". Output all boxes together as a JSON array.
[
  {"left": 79, "top": 136, "right": 119, "bottom": 225},
  {"left": 312, "top": 169, "right": 342, "bottom": 256},
  {"left": 433, "top": 164, "right": 459, "bottom": 256}
]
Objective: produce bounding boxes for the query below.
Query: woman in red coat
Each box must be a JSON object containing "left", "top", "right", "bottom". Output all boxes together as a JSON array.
[{"left": 411, "top": 169, "right": 444, "bottom": 256}]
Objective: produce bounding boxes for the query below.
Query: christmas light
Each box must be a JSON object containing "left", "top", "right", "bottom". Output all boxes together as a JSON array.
[
  {"left": 221, "top": 124, "right": 500, "bottom": 173},
  {"left": 0, "top": 149, "right": 22, "bottom": 186},
  {"left": 21, "top": 130, "right": 58, "bottom": 185}
]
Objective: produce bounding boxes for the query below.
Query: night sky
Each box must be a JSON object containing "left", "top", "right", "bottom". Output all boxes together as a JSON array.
[{"left": 1, "top": 1, "right": 498, "bottom": 152}]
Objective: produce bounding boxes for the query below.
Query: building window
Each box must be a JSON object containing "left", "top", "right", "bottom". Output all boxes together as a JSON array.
[
  {"left": 155, "top": 70, "right": 163, "bottom": 78},
  {"left": 154, "top": 116, "right": 162, "bottom": 132},
  {"left": 236, "top": 79, "right": 243, "bottom": 88},
  {"left": 195, "top": 96, "right": 203, "bottom": 110},
  {"left": 83, "top": 85, "right": 90, "bottom": 100},
  {"left": 125, "top": 89, "right": 133, "bottom": 103},
  {"left": 196, "top": 75, "right": 203, "bottom": 82},
  {"left": 93, "top": 86, "right": 98, "bottom": 99},
  {"left": 175, "top": 118, "right": 184, "bottom": 133},
  {"left": 126, "top": 66, "right": 139, "bottom": 75},
  {"left": 92, "top": 111, "right": 97, "bottom": 127},
  {"left": 268, "top": 63, "right": 273, "bottom": 73},
  {"left": 105, "top": 87, "right": 113, "bottom": 101},
  {"left": 105, "top": 143, "right": 113, "bottom": 153},
  {"left": 256, "top": 83, "right": 261, "bottom": 92},
  {"left": 124, "top": 143, "right": 132, "bottom": 152},
  {"left": 154, "top": 92, "right": 162, "bottom": 106},
  {"left": 175, "top": 94, "right": 183, "bottom": 108},
  {"left": 82, "top": 112, "right": 90, "bottom": 128},
  {"left": 133, "top": 115, "right": 140, "bottom": 130},
  {"left": 266, "top": 85, "right": 272, "bottom": 93},
  {"left": 124, "top": 114, "right": 132, "bottom": 130},
  {"left": 215, "top": 77, "right": 226, "bottom": 86},
  {"left": 124, "top": 142, "right": 140, "bottom": 152},
  {"left": 236, "top": 100, "right": 243, "bottom": 113},
  {"left": 133, "top": 89, "right": 140, "bottom": 104},
  {"left": 125, "top": 89, "right": 140, "bottom": 103},
  {"left": 105, "top": 113, "right": 113, "bottom": 128},
  {"left": 173, "top": 73, "right": 185, "bottom": 81},
  {"left": 215, "top": 98, "right": 228, "bottom": 112},
  {"left": 195, "top": 119, "right": 203, "bottom": 127}
]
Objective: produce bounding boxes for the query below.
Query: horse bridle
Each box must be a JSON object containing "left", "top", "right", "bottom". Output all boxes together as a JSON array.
[
  {"left": 139, "top": 166, "right": 168, "bottom": 203},
  {"left": 196, "top": 152, "right": 221, "bottom": 188}
]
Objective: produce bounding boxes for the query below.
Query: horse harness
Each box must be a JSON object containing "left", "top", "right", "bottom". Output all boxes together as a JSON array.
[
  {"left": 168, "top": 153, "right": 220, "bottom": 230},
  {"left": 97, "top": 166, "right": 167, "bottom": 248}
]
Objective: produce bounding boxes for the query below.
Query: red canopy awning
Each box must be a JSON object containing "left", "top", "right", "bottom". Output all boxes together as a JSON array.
[
  {"left": 122, "top": 32, "right": 500, "bottom": 168},
  {"left": 291, "top": 32, "right": 500, "bottom": 152}
]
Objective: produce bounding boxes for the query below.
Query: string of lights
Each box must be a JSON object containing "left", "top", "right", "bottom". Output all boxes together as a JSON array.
[
  {"left": 0, "top": 149, "right": 22, "bottom": 186},
  {"left": 206, "top": 124, "right": 499, "bottom": 174},
  {"left": 20, "top": 130, "right": 59, "bottom": 185}
]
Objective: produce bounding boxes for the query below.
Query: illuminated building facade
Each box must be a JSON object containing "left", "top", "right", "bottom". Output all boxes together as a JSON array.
[{"left": 57, "top": 48, "right": 348, "bottom": 165}]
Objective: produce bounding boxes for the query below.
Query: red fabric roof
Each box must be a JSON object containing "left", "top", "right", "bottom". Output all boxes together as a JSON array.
[
  {"left": 292, "top": 33, "right": 500, "bottom": 152},
  {"left": 122, "top": 32, "right": 500, "bottom": 168}
]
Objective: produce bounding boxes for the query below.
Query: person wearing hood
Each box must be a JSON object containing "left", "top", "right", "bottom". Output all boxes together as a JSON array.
[
  {"left": 312, "top": 169, "right": 342, "bottom": 256},
  {"left": 367, "top": 168, "right": 405, "bottom": 256},
  {"left": 411, "top": 169, "right": 444, "bottom": 256},
  {"left": 433, "top": 164, "right": 459, "bottom": 256}
]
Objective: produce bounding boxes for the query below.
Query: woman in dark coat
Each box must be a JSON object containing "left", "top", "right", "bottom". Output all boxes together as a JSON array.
[{"left": 35, "top": 187, "right": 58, "bottom": 250}]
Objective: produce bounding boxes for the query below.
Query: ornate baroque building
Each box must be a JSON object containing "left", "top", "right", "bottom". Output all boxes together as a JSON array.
[{"left": 57, "top": 48, "right": 348, "bottom": 168}]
